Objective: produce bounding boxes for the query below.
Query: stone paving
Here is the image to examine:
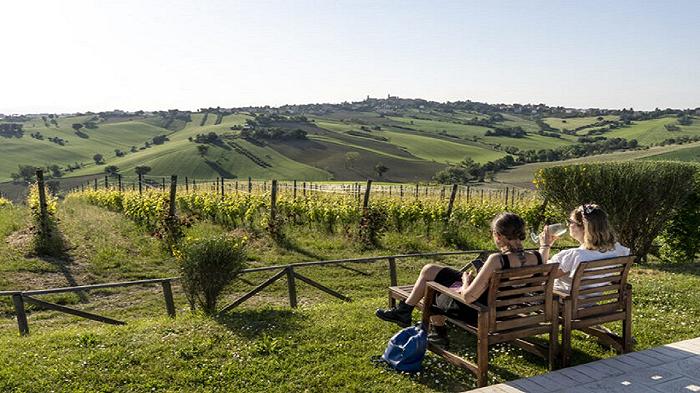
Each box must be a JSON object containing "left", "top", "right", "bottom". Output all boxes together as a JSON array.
[{"left": 468, "top": 337, "right": 700, "bottom": 393}]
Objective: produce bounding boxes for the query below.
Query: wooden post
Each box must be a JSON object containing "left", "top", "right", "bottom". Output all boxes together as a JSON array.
[
  {"left": 388, "top": 257, "right": 397, "bottom": 307},
  {"left": 446, "top": 184, "right": 458, "bottom": 221},
  {"left": 94, "top": 178, "right": 97, "bottom": 191},
  {"left": 286, "top": 266, "right": 297, "bottom": 308},
  {"left": 505, "top": 187, "right": 509, "bottom": 207},
  {"left": 161, "top": 281, "right": 176, "bottom": 318},
  {"left": 303, "top": 181, "right": 307, "bottom": 197},
  {"left": 215, "top": 177, "right": 219, "bottom": 193},
  {"left": 161, "top": 177, "right": 165, "bottom": 192},
  {"left": 481, "top": 189, "right": 484, "bottom": 203},
  {"left": 185, "top": 177, "right": 189, "bottom": 193},
  {"left": 414, "top": 183, "right": 419, "bottom": 198},
  {"left": 105, "top": 176, "right": 108, "bottom": 190},
  {"left": 221, "top": 177, "right": 225, "bottom": 200},
  {"left": 271, "top": 180, "right": 278, "bottom": 223},
  {"left": 12, "top": 294, "right": 29, "bottom": 336},
  {"left": 293, "top": 180, "right": 297, "bottom": 199},
  {"left": 193, "top": 178, "right": 197, "bottom": 192},
  {"left": 441, "top": 186, "right": 445, "bottom": 200},
  {"left": 248, "top": 177, "right": 252, "bottom": 193},
  {"left": 118, "top": 174, "right": 122, "bottom": 192},
  {"left": 138, "top": 174, "right": 143, "bottom": 195},
  {"left": 362, "top": 180, "right": 372, "bottom": 210},
  {"left": 400, "top": 184, "right": 404, "bottom": 199},
  {"left": 168, "top": 175, "right": 177, "bottom": 217},
  {"left": 35, "top": 170, "right": 48, "bottom": 225},
  {"left": 467, "top": 185, "right": 471, "bottom": 202}
]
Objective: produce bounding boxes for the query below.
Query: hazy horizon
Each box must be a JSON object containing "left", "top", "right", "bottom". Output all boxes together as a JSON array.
[{"left": 2, "top": 0, "right": 699, "bottom": 114}]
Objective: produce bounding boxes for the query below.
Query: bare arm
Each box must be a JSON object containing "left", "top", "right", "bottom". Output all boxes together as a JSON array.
[
  {"left": 539, "top": 227, "right": 567, "bottom": 278},
  {"left": 459, "top": 255, "right": 499, "bottom": 304}
]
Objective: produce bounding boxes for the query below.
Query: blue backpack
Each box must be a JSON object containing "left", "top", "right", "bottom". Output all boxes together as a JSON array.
[{"left": 380, "top": 324, "right": 428, "bottom": 372}]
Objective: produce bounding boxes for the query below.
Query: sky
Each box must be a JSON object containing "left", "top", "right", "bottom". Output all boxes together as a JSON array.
[{"left": 1, "top": 0, "right": 698, "bottom": 113}]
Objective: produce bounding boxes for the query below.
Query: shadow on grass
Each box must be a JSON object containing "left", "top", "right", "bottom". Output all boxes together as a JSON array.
[
  {"left": 402, "top": 331, "right": 603, "bottom": 392},
  {"left": 273, "top": 234, "right": 325, "bottom": 260},
  {"left": 214, "top": 307, "right": 307, "bottom": 340}
]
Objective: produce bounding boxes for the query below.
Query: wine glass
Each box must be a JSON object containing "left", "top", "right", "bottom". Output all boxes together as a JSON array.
[{"left": 530, "top": 223, "right": 567, "bottom": 245}]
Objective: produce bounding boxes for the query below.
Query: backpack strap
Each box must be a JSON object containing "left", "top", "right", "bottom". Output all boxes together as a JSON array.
[{"left": 499, "top": 253, "right": 511, "bottom": 270}]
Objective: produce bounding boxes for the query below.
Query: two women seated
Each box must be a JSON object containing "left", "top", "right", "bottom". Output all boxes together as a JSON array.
[{"left": 375, "top": 204, "right": 629, "bottom": 347}]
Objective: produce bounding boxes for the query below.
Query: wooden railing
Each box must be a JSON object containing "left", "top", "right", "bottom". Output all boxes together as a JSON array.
[
  {"left": 0, "top": 277, "right": 178, "bottom": 336},
  {"left": 2, "top": 248, "right": 557, "bottom": 336}
]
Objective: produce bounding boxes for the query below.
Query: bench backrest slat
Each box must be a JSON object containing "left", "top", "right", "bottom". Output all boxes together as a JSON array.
[
  {"left": 570, "top": 256, "right": 634, "bottom": 319},
  {"left": 487, "top": 263, "right": 558, "bottom": 333}
]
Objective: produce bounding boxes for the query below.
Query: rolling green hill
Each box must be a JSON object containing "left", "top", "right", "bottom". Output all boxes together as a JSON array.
[{"left": 1, "top": 101, "right": 699, "bottom": 185}]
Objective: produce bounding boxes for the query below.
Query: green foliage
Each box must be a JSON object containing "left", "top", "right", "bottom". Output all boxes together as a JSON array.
[
  {"left": 657, "top": 169, "right": 700, "bottom": 263},
  {"left": 358, "top": 206, "right": 388, "bottom": 249},
  {"left": 27, "top": 183, "right": 64, "bottom": 257},
  {"left": 176, "top": 235, "right": 247, "bottom": 314},
  {"left": 534, "top": 161, "right": 697, "bottom": 261}
]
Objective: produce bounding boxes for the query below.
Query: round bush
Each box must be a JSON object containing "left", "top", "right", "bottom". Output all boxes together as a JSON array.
[
  {"left": 534, "top": 161, "right": 697, "bottom": 261},
  {"left": 177, "top": 234, "right": 247, "bottom": 315}
]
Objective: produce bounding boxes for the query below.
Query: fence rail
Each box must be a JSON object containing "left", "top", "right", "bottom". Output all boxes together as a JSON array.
[{"left": 1, "top": 249, "right": 557, "bottom": 336}]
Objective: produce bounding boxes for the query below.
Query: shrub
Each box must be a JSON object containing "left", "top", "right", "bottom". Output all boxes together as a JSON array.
[
  {"left": 177, "top": 235, "right": 247, "bottom": 315},
  {"left": 0, "top": 197, "right": 12, "bottom": 208},
  {"left": 27, "top": 183, "right": 64, "bottom": 257},
  {"left": 357, "top": 206, "right": 388, "bottom": 249},
  {"left": 657, "top": 168, "right": 700, "bottom": 263},
  {"left": 534, "top": 161, "right": 697, "bottom": 262}
]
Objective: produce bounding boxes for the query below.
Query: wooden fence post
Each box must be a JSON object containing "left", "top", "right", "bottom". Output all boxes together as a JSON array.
[
  {"left": 446, "top": 184, "right": 458, "bottom": 221},
  {"left": 138, "top": 174, "right": 143, "bottom": 195},
  {"left": 271, "top": 180, "right": 278, "bottom": 223},
  {"left": 363, "top": 180, "right": 372, "bottom": 210},
  {"left": 185, "top": 177, "right": 189, "bottom": 193},
  {"left": 161, "top": 281, "right": 176, "bottom": 318},
  {"left": 105, "top": 176, "right": 108, "bottom": 190},
  {"left": 505, "top": 187, "right": 509, "bottom": 207},
  {"left": 94, "top": 178, "right": 97, "bottom": 191},
  {"left": 248, "top": 177, "right": 252, "bottom": 193},
  {"left": 35, "top": 170, "right": 48, "bottom": 226},
  {"left": 388, "top": 257, "right": 397, "bottom": 307},
  {"left": 414, "top": 183, "right": 419, "bottom": 198},
  {"left": 118, "top": 174, "right": 122, "bottom": 193},
  {"left": 286, "top": 266, "right": 297, "bottom": 308},
  {"left": 221, "top": 177, "right": 225, "bottom": 200},
  {"left": 303, "top": 181, "right": 307, "bottom": 197},
  {"left": 12, "top": 294, "right": 29, "bottom": 336},
  {"left": 193, "top": 178, "right": 197, "bottom": 192},
  {"left": 161, "top": 177, "right": 165, "bottom": 192},
  {"left": 400, "top": 184, "right": 404, "bottom": 199},
  {"left": 168, "top": 175, "right": 177, "bottom": 217},
  {"left": 293, "top": 180, "right": 297, "bottom": 199}
]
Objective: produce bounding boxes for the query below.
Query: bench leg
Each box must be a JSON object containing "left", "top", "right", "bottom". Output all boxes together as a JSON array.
[
  {"left": 549, "top": 300, "right": 559, "bottom": 370},
  {"left": 623, "top": 288, "right": 633, "bottom": 353},
  {"left": 561, "top": 299, "right": 572, "bottom": 368},
  {"left": 476, "top": 312, "right": 489, "bottom": 387}
]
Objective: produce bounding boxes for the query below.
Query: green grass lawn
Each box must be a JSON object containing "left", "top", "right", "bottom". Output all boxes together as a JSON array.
[
  {"left": 543, "top": 116, "right": 619, "bottom": 131},
  {"left": 0, "top": 199, "right": 699, "bottom": 392},
  {"left": 604, "top": 116, "right": 700, "bottom": 145}
]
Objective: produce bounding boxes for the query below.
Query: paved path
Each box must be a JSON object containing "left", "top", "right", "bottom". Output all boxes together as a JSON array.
[{"left": 468, "top": 337, "right": 700, "bottom": 393}]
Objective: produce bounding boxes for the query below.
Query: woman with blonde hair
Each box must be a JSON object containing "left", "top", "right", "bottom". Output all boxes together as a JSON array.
[{"left": 539, "top": 203, "right": 629, "bottom": 292}]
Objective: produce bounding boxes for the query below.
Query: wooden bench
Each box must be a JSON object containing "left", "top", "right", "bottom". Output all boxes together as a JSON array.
[
  {"left": 389, "top": 263, "right": 559, "bottom": 388},
  {"left": 557, "top": 255, "right": 634, "bottom": 367}
]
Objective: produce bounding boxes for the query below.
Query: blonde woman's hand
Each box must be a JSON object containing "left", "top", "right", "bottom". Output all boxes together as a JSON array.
[{"left": 539, "top": 226, "right": 558, "bottom": 247}]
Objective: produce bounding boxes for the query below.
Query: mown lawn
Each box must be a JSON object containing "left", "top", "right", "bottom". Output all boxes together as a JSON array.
[{"left": 0, "top": 200, "right": 699, "bottom": 392}]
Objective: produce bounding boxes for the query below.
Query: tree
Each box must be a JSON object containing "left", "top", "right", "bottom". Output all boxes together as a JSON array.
[
  {"left": 72, "top": 123, "right": 83, "bottom": 133},
  {"left": 374, "top": 163, "right": 388, "bottom": 178},
  {"left": 104, "top": 165, "right": 120, "bottom": 176},
  {"left": 93, "top": 154, "right": 104, "bottom": 165},
  {"left": 134, "top": 166, "right": 152, "bottom": 176},
  {"left": 10, "top": 165, "right": 38, "bottom": 183},
  {"left": 345, "top": 152, "right": 360, "bottom": 169},
  {"left": 197, "top": 145, "right": 209, "bottom": 157},
  {"left": 48, "top": 164, "right": 62, "bottom": 178}
]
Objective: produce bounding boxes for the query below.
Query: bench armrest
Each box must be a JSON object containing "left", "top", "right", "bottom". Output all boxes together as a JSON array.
[
  {"left": 554, "top": 289, "right": 570, "bottom": 303},
  {"left": 426, "top": 281, "right": 488, "bottom": 312}
]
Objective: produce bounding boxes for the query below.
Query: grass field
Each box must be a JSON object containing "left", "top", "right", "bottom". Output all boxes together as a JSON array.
[
  {"left": 0, "top": 197, "right": 698, "bottom": 392},
  {"left": 2, "top": 110, "right": 700, "bottom": 184},
  {"left": 542, "top": 115, "right": 619, "bottom": 131}
]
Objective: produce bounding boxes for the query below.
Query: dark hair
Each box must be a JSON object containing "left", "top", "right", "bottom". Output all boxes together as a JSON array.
[{"left": 491, "top": 212, "right": 526, "bottom": 241}]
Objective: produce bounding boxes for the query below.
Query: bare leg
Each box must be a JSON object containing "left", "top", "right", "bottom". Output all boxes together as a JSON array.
[{"left": 405, "top": 264, "right": 444, "bottom": 306}]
